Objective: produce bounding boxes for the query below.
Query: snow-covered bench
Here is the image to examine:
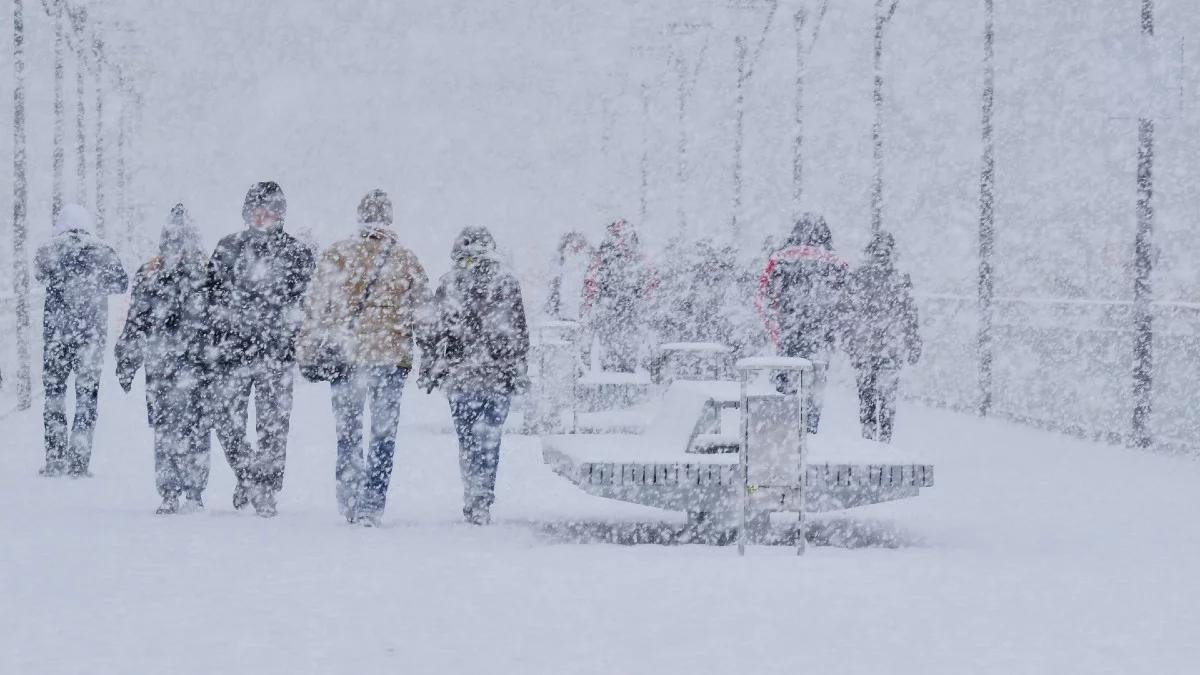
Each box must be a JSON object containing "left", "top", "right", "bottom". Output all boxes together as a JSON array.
[{"left": 542, "top": 364, "right": 934, "bottom": 543}]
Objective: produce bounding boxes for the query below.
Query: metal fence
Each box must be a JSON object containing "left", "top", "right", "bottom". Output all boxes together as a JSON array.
[{"left": 906, "top": 294, "right": 1200, "bottom": 455}]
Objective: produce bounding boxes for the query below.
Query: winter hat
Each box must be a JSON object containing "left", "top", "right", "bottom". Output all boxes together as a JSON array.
[
  {"left": 791, "top": 213, "right": 832, "bottom": 249},
  {"left": 242, "top": 181, "right": 287, "bottom": 225},
  {"left": 53, "top": 203, "right": 93, "bottom": 236},
  {"left": 160, "top": 203, "right": 202, "bottom": 260},
  {"left": 451, "top": 225, "right": 497, "bottom": 264},
  {"left": 865, "top": 230, "right": 896, "bottom": 261},
  {"left": 357, "top": 189, "right": 393, "bottom": 227}
]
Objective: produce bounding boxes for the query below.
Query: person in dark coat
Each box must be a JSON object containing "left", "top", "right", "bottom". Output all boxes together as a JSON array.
[
  {"left": 581, "top": 219, "right": 655, "bottom": 373},
  {"left": 845, "top": 231, "right": 921, "bottom": 442},
  {"left": 115, "top": 204, "right": 213, "bottom": 514},
  {"left": 207, "top": 181, "right": 315, "bottom": 517},
  {"left": 755, "top": 213, "right": 850, "bottom": 433},
  {"left": 420, "top": 226, "right": 530, "bottom": 525},
  {"left": 34, "top": 203, "right": 128, "bottom": 477}
]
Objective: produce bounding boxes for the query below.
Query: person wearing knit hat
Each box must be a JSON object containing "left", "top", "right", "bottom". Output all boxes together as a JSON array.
[
  {"left": 207, "top": 181, "right": 315, "bottom": 517},
  {"left": 34, "top": 203, "right": 129, "bottom": 477},
  {"left": 297, "top": 189, "right": 428, "bottom": 526}
]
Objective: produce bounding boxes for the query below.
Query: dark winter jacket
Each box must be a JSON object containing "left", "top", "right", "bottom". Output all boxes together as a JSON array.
[
  {"left": 845, "top": 232, "right": 921, "bottom": 369},
  {"left": 422, "top": 227, "right": 530, "bottom": 394},
  {"left": 115, "top": 206, "right": 213, "bottom": 427},
  {"left": 34, "top": 205, "right": 129, "bottom": 344},
  {"left": 206, "top": 225, "right": 315, "bottom": 366},
  {"left": 666, "top": 239, "right": 737, "bottom": 346},
  {"left": 544, "top": 232, "right": 591, "bottom": 321},
  {"left": 582, "top": 219, "right": 655, "bottom": 326},
  {"left": 756, "top": 214, "right": 850, "bottom": 356}
]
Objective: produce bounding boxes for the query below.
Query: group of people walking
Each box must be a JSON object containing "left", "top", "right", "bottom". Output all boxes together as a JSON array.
[
  {"left": 35, "top": 182, "right": 529, "bottom": 525},
  {"left": 547, "top": 213, "right": 921, "bottom": 443},
  {"left": 33, "top": 183, "right": 919, "bottom": 522}
]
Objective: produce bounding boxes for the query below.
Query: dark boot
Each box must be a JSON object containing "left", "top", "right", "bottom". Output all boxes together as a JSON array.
[
  {"left": 183, "top": 490, "right": 205, "bottom": 513},
  {"left": 463, "top": 497, "right": 491, "bottom": 526}
]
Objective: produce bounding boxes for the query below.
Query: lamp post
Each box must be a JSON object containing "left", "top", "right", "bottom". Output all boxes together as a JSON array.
[{"left": 51, "top": 0, "right": 64, "bottom": 217}]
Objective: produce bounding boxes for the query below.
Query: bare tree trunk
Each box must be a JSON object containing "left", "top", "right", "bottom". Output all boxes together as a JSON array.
[
  {"left": 94, "top": 33, "right": 106, "bottom": 240},
  {"left": 792, "top": 1, "right": 828, "bottom": 221},
  {"left": 871, "top": 0, "right": 899, "bottom": 234},
  {"left": 118, "top": 92, "right": 129, "bottom": 253},
  {"left": 1131, "top": 0, "right": 1155, "bottom": 448},
  {"left": 674, "top": 52, "right": 689, "bottom": 236},
  {"left": 52, "top": 0, "right": 65, "bottom": 218},
  {"left": 12, "top": 0, "right": 32, "bottom": 410},
  {"left": 978, "top": 0, "right": 995, "bottom": 416},
  {"left": 731, "top": 36, "right": 747, "bottom": 241},
  {"left": 75, "top": 54, "right": 88, "bottom": 206},
  {"left": 639, "top": 82, "right": 650, "bottom": 226}
]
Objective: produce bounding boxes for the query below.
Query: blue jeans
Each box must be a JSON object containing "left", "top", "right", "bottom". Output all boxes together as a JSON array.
[
  {"left": 331, "top": 366, "right": 408, "bottom": 516},
  {"left": 448, "top": 390, "right": 512, "bottom": 509}
]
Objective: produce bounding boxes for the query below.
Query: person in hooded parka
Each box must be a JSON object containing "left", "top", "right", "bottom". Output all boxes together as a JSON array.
[
  {"left": 755, "top": 213, "right": 850, "bottom": 434},
  {"left": 115, "top": 204, "right": 213, "bottom": 514},
  {"left": 207, "top": 181, "right": 315, "bottom": 517},
  {"left": 420, "top": 227, "right": 530, "bottom": 525},
  {"left": 845, "top": 231, "right": 921, "bottom": 443},
  {"left": 545, "top": 231, "right": 592, "bottom": 322},
  {"left": 581, "top": 219, "right": 655, "bottom": 373},
  {"left": 297, "top": 189, "right": 429, "bottom": 527},
  {"left": 34, "top": 203, "right": 129, "bottom": 477}
]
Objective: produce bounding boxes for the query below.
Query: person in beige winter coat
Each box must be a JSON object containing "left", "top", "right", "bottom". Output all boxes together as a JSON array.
[{"left": 297, "top": 189, "right": 428, "bottom": 526}]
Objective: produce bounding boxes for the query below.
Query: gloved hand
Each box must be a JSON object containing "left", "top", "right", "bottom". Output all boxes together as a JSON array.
[{"left": 118, "top": 372, "right": 134, "bottom": 393}]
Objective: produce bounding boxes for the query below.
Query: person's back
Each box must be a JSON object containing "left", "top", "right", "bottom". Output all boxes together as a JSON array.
[
  {"left": 35, "top": 204, "right": 128, "bottom": 344},
  {"left": 34, "top": 203, "right": 128, "bottom": 477},
  {"left": 208, "top": 224, "right": 314, "bottom": 366},
  {"left": 759, "top": 214, "right": 849, "bottom": 357},
  {"left": 845, "top": 231, "right": 921, "bottom": 442}
]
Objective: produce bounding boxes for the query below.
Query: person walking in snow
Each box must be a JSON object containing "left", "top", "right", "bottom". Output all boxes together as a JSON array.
[
  {"left": 581, "top": 219, "right": 655, "bottom": 373},
  {"left": 34, "top": 203, "right": 128, "bottom": 477},
  {"left": 207, "top": 181, "right": 315, "bottom": 517},
  {"left": 115, "top": 205, "right": 213, "bottom": 514},
  {"left": 296, "top": 189, "right": 429, "bottom": 526},
  {"left": 544, "top": 231, "right": 592, "bottom": 323},
  {"left": 420, "top": 226, "right": 530, "bottom": 525},
  {"left": 845, "top": 231, "right": 921, "bottom": 443},
  {"left": 756, "top": 213, "right": 850, "bottom": 434}
]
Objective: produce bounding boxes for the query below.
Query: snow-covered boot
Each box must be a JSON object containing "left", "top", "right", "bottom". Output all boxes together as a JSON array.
[
  {"left": 463, "top": 498, "right": 491, "bottom": 526},
  {"left": 156, "top": 494, "right": 181, "bottom": 515},
  {"left": 232, "top": 481, "right": 252, "bottom": 511},
  {"left": 182, "top": 490, "right": 205, "bottom": 513},
  {"left": 38, "top": 459, "right": 66, "bottom": 477},
  {"left": 357, "top": 511, "right": 382, "bottom": 528},
  {"left": 252, "top": 489, "right": 278, "bottom": 518}
]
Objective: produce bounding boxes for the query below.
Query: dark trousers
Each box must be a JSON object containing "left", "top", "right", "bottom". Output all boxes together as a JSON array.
[
  {"left": 212, "top": 360, "right": 294, "bottom": 492},
  {"left": 856, "top": 360, "right": 900, "bottom": 443},
  {"left": 449, "top": 390, "right": 512, "bottom": 509},
  {"left": 330, "top": 366, "right": 408, "bottom": 516},
  {"left": 42, "top": 337, "right": 103, "bottom": 474},
  {"left": 145, "top": 365, "right": 212, "bottom": 498}
]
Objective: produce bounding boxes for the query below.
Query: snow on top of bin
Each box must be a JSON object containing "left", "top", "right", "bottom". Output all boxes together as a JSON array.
[
  {"left": 735, "top": 356, "right": 813, "bottom": 371},
  {"left": 659, "top": 342, "right": 733, "bottom": 353},
  {"left": 577, "top": 370, "right": 653, "bottom": 386}
]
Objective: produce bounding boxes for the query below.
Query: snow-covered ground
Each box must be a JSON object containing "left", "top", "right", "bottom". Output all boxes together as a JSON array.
[{"left": 3, "top": 376, "right": 1198, "bottom": 674}]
